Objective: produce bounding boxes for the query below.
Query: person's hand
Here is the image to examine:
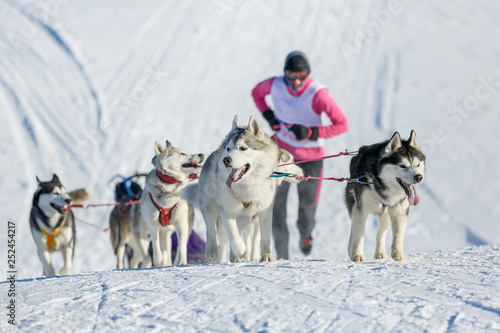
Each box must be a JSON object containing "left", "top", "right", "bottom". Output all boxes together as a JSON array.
[
  {"left": 290, "top": 125, "right": 319, "bottom": 141},
  {"left": 262, "top": 109, "right": 279, "bottom": 131}
]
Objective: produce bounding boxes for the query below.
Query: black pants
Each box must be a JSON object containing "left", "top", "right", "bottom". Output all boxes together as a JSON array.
[{"left": 272, "top": 160, "right": 323, "bottom": 259}]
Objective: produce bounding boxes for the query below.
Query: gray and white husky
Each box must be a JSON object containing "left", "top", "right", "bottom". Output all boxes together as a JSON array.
[
  {"left": 139, "top": 141, "right": 204, "bottom": 267},
  {"left": 345, "top": 130, "right": 426, "bottom": 262},
  {"left": 220, "top": 147, "right": 304, "bottom": 262},
  {"left": 108, "top": 193, "right": 148, "bottom": 270},
  {"left": 183, "top": 115, "right": 281, "bottom": 263},
  {"left": 30, "top": 174, "right": 89, "bottom": 276}
]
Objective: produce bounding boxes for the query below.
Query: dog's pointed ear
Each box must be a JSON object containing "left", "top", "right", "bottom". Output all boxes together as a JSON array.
[
  {"left": 232, "top": 115, "right": 241, "bottom": 130},
  {"left": 408, "top": 130, "right": 420, "bottom": 150},
  {"left": 385, "top": 132, "right": 402, "bottom": 155},
  {"left": 247, "top": 115, "right": 263, "bottom": 136},
  {"left": 36, "top": 176, "right": 42, "bottom": 184},
  {"left": 165, "top": 140, "right": 172, "bottom": 150},
  {"left": 52, "top": 174, "right": 60, "bottom": 183},
  {"left": 154, "top": 141, "right": 165, "bottom": 155},
  {"left": 279, "top": 148, "right": 293, "bottom": 163}
]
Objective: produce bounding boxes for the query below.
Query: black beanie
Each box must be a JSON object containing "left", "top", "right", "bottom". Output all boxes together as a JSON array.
[{"left": 284, "top": 51, "right": 310, "bottom": 74}]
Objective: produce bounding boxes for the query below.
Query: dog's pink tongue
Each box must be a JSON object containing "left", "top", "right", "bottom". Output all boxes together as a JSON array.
[
  {"left": 408, "top": 184, "right": 420, "bottom": 206},
  {"left": 226, "top": 166, "right": 245, "bottom": 188}
]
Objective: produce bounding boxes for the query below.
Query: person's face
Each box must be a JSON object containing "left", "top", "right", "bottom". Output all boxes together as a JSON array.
[{"left": 285, "top": 70, "right": 308, "bottom": 88}]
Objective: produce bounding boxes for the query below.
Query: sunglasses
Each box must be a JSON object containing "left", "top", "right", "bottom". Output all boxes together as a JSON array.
[{"left": 285, "top": 70, "right": 308, "bottom": 80}]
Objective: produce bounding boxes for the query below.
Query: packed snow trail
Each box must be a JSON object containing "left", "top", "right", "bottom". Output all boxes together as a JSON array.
[
  {"left": 1, "top": 245, "right": 499, "bottom": 332},
  {"left": 1, "top": 0, "right": 499, "bottom": 281}
]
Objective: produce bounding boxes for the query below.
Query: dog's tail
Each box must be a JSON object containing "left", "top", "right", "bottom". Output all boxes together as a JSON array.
[
  {"left": 182, "top": 183, "right": 199, "bottom": 206},
  {"left": 69, "top": 189, "right": 90, "bottom": 205}
]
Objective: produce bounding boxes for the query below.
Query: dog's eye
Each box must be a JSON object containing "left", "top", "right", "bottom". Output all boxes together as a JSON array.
[
  {"left": 239, "top": 147, "right": 247, "bottom": 151},
  {"left": 399, "top": 164, "right": 406, "bottom": 169},
  {"left": 226, "top": 147, "right": 230, "bottom": 152},
  {"left": 180, "top": 153, "right": 186, "bottom": 157}
]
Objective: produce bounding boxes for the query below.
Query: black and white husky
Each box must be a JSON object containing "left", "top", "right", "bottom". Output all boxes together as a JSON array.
[
  {"left": 30, "top": 174, "right": 89, "bottom": 276},
  {"left": 345, "top": 131, "right": 426, "bottom": 262}
]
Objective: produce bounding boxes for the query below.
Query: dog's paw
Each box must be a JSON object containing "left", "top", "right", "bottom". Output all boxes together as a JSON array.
[
  {"left": 60, "top": 267, "right": 71, "bottom": 275},
  {"left": 140, "top": 258, "right": 152, "bottom": 269},
  {"left": 175, "top": 257, "right": 187, "bottom": 266},
  {"left": 205, "top": 248, "right": 218, "bottom": 262},
  {"left": 351, "top": 254, "right": 366, "bottom": 262},
  {"left": 374, "top": 251, "right": 388, "bottom": 259},
  {"left": 233, "top": 256, "right": 243, "bottom": 263},
  {"left": 260, "top": 253, "right": 276, "bottom": 262},
  {"left": 231, "top": 239, "right": 246, "bottom": 258},
  {"left": 391, "top": 249, "right": 405, "bottom": 261}
]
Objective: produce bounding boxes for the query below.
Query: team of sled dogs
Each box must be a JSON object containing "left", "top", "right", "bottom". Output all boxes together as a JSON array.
[{"left": 30, "top": 115, "right": 426, "bottom": 276}]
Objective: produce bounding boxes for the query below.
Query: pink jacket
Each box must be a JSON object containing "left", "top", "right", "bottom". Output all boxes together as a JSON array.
[{"left": 252, "top": 77, "right": 348, "bottom": 160}]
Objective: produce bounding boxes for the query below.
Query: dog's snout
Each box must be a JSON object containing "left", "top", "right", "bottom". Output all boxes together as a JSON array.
[
  {"left": 414, "top": 174, "right": 423, "bottom": 183},
  {"left": 223, "top": 156, "right": 232, "bottom": 168}
]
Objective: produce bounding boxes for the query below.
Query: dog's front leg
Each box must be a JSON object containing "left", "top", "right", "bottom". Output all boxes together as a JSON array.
[
  {"left": 242, "top": 218, "right": 259, "bottom": 261},
  {"left": 390, "top": 210, "right": 408, "bottom": 261},
  {"left": 349, "top": 207, "right": 368, "bottom": 262},
  {"left": 216, "top": 219, "right": 229, "bottom": 263},
  {"left": 150, "top": 229, "right": 164, "bottom": 267},
  {"left": 115, "top": 242, "right": 126, "bottom": 270},
  {"left": 60, "top": 244, "right": 73, "bottom": 275},
  {"left": 174, "top": 224, "right": 189, "bottom": 266},
  {"left": 37, "top": 248, "right": 55, "bottom": 276},
  {"left": 219, "top": 210, "right": 246, "bottom": 258},
  {"left": 201, "top": 206, "right": 219, "bottom": 262},
  {"left": 258, "top": 207, "right": 276, "bottom": 262},
  {"left": 159, "top": 229, "right": 172, "bottom": 266},
  {"left": 128, "top": 238, "right": 142, "bottom": 269},
  {"left": 375, "top": 212, "right": 391, "bottom": 259},
  {"left": 233, "top": 215, "right": 251, "bottom": 262},
  {"left": 250, "top": 219, "right": 261, "bottom": 262}
]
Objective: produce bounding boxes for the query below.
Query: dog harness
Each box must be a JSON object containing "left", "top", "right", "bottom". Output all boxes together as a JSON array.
[
  {"left": 149, "top": 192, "right": 176, "bottom": 226},
  {"left": 156, "top": 169, "right": 179, "bottom": 183},
  {"left": 41, "top": 224, "right": 63, "bottom": 249}
]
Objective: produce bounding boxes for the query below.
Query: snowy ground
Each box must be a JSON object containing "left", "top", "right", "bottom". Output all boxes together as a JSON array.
[
  {"left": 1, "top": 245, "right": 499, "bottom": 332},
  {"left": 1, "top": 0, "right": 500, "bottom": 331}
]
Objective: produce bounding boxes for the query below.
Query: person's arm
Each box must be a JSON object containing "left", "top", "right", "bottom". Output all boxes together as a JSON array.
[
  {"left": 252, "top": 77, "right": 280, "bottom": 130},
  {"left": 251, "top": 77, "right": 275, "bottom": 112},
  {"left": 312, "top": 88, "right": 349, "bottom": 138}
]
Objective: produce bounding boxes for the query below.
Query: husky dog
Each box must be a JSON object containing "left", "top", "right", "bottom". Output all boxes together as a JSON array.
[
  {"left": 345, "top": 130, "right": 425, "bottom": 262},
  {"left": 108, "top": 192, "right": 149, "bottom": 270},
  {"left": 30, "top": 174, "right": 89, "bottom": 276},
  {"left": 183, "top": 115, "right": 281, "bottom": 263},
  {"left": 225, "top": 148, "right": 304, "bottom": 262},
  {"left": 139, "top": 141, "right": 204, "bottom": 267}
]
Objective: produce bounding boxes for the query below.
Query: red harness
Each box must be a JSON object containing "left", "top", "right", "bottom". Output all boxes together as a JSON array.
[{"left": 149, "top": 192, "right": 176, "bottom": 226}]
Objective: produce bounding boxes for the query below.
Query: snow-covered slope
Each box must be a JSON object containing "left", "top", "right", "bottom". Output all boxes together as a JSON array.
[
  {"left": 0, "top": 0, "right": 499, "bottom": 331},
  {"left": 2, "top": 245, "right": 499, "bottom": 332}
]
